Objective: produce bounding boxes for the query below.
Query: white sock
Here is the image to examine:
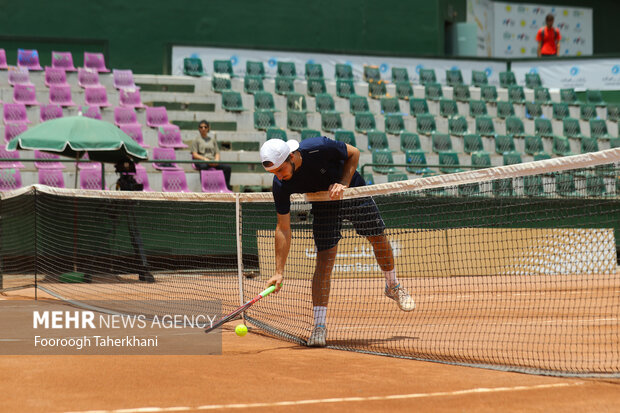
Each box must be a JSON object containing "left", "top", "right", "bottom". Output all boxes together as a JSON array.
[
  {"left": 384, "top": 269, "right": 398, "bottom": 287},
  {"left": 313, "top": 306, "right": 327, "bottom": 327}
]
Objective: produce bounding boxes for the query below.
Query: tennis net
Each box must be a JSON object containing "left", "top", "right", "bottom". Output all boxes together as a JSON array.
[{"left": 1, "top": 148, "right": 619, "bottom": 377}]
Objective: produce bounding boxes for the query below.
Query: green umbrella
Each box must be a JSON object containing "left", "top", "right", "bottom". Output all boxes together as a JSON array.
[{"left": 6, "top": 115, "right": 148, "bottom": 163}]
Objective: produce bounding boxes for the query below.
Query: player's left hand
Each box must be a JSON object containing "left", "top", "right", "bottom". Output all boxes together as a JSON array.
[{"left": 328, "top": 183, "right": 347, "bottom": 200}]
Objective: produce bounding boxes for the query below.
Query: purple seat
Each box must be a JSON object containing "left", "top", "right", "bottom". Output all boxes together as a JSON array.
[
  {"left": 34, "top": 150, "right": 65, "bottom": 169},
  {"left": 40, "top": 104, "right": 64, "bottom": 122},
  {"left": 78, "top": 154, "right": 100, "bottom": 170},
  {"left": 13, "top": 84, "right": 39, "bottom": 106},
  {"left": 119, "top": 124, "right": 149, "bottom": 148},
  {"left": 38, "top": 168, "right": 65, "bottom": 188},
  {"left": 77, "top": 68, "right": 101, "bottom": 88},
  {"left": 134, "top": 163, "right": 151, "bottom": 191},
  {"left": 157, "top": 124, "right": 187, "bottom": 148},
  {"left": 113, "top": 106, "right": 140, "bottom": 127},
  {"left": 0, "top": 49, "right": 7, "bottom": 70},
  {"left": 4, "top": 122, "right": 28, "bottom": 143},
  {"left": 51, "top": 51, "right": 76, "bottom": 71},
  {"left": 161, "top": 170, "right": 189, "bottom": 193},
  {"left": 79, "top": 167, "right": 103, "bottom": 189},
  {"left": 44, "top": 66, "right": 69, "bottom": 87},
  {"left": 83, "top": 52, "right": 109, "bottom": 73},
  {"left": 201, "top": 169, "right": 232, "bottom": 193},
  {"left": 0, "top": 147, "right": 25, "bottom": 169},
  {"left": 8, "top": 67, "right": 33, "bottom": 86},
  {"left": 113, "top": 69, "right": 139, "bottom": 90},
  {"left": 0, "top": 168, "right": 22, "bottom": 191},
  {"left": 119, "top": 88, "right": 146, "bottom": 109},
  {"left": 49, "top": 85, "right": 76, "bottom": 107},
  {"left": 3, "top": 103, "right": 31, "bottom": 124},
  {"left": 17, "top": 49, "right": 42, "bottom": 71},
  {"left": 152, "top": 147, "right": 181, "bottom": 170},
  {"left": 80, "top": 105, "right": 102, "bottom": 120},
  {"left": 145, "top": 106, "right": 169, "bottom": 128},
  {"left": 84, "top": 85, "right": 111, "bottom": 107}
]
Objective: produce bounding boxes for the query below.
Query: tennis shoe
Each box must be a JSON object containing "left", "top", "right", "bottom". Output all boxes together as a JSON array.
[
  {"left": 385, "top": 283, "right": 415, "bottom": 311},
  {"left": 307, "top": 325, "right": 327, "bottom": 347}
]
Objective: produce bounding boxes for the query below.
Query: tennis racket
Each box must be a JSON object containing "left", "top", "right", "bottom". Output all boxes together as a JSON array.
[{"left": 204, "top": 284, "right": 278, "bottom": 333}]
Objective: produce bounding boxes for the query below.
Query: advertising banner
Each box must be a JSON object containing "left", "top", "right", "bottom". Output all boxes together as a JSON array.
[{"left": 512, "top": 58, "right": 620, "bottom": 90}]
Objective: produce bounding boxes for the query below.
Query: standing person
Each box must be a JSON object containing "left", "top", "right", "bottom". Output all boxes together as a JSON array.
[
  {"left": 190, "top": 120, "right": 232, "bottom": 190},
  {"left": 260, "top": 137, "right": 415, "bottom": 348},
  {"left": 536, "top": 14, "right": 561, "bottom": 57}
]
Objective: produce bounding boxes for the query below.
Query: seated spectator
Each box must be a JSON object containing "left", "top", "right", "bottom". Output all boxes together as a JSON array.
[{"left": 190, "top": 120, "right": 232, "bottom": 190}]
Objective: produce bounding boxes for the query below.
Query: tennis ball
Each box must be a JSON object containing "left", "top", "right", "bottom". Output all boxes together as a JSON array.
[{"left": 235, "top": 324, "right": 248, "bottom": 337}]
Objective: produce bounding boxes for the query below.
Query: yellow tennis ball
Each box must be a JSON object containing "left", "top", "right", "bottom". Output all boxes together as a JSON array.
[{"left": 235, "top": 324, "right": 248, "bottom": 337}]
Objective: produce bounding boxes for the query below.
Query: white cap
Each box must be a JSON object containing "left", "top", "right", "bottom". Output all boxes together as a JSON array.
[{"left": 260, "top": 139, "right": 299, "bottom": 171}]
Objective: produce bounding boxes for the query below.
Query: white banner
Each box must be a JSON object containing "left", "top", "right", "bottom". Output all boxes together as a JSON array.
[
  {"left": 171, "top": 46, "right": 506, "bottom": 86},
  {"left": 512, "top": 59, "right": 620, "bottom": 91}
]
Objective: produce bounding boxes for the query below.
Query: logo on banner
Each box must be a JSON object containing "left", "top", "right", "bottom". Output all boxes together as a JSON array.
[
  {"left": 502, "top": 19, "right": 515, "bottom": 27},
  {"left": 504, "top": 45, "right": 514, "bottom": 55},
  {"left": 533, "top": 7, "right": 544, "bottom": 15},
  {"left": 563, "top": 9, "right": 569, "bottom": 16},
  {"left": 529, "top": 67, "right": 539, "bottom": 74},
  {"left": 268, "top": 58, "right": 276, "bottom": 68},
  {"left": 380, "top": 63, "right": 388, "bottom": 73},
  {"left": 230, "top": 55, "right": 238, "bottom": 66},
  {"left": 415, "top": 64, "right": 424, "bottom": 74},
  {"left": 612, "top": 66, "right": 620, "bottom": 75},
  {"left": 573, "top": 10, "right": 584, "bottom": 17},
  {"left": 603, "top": 65, "right": 620, "bottom": 87},
  {"left": 517, "top": 33, "right": 530, "bottom": 41},
  {"left": 518, "top": 6, "right": 527, "bottom": 13},
  {"left": 570, "top": 66, "right": 580, "bottom": 76},
  {"left": 557, "top": 22, "right": 570, "bottom": 31},
  {"left": 503, "top": 31, "right": 513, "bottom": 40},
  {"left": 485, "top": 67, "right": 493, "bottom": 77},
  {"left": 306, "top": 59, "right": 315, "bottom": 65},
  {"left": 505, "top": 5, "right": 511, "bottom": 12},
  {"left": 520, "top": 20, "right": 526, "bottom": 27},
  {"left": 573, "top": 38, "right": 585, "bottom": 45},
  {"left": 574, "top": 23, "right": 582, "bottom": 33},
  {"left": 530, "top": 20, "right": 538, "bottom": 29}
]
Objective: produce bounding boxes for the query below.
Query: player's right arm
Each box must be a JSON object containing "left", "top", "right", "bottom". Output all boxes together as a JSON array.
[{"left": 267, "top": 212, "right": 291, "bottom": 292}]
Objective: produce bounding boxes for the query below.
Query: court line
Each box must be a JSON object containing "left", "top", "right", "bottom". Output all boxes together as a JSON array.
[{"left": 64, "top": 381, "right": 585, "bottom": 412}]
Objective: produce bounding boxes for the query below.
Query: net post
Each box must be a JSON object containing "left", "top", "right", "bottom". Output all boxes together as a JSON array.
[{"left": 235, "top": 194, "right": 245, "bottom": 315}]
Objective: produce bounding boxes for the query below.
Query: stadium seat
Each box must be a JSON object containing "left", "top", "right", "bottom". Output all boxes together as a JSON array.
[
  {"left": 562, "top": 117, "right": 584, "bottom": 139},
  {"left": 133, "top": 164, "right": 151, "bottom": 191},
  {"left": 246, "top": 61, "right": 265, "bottom": 78},
  {"left": 119, "top": 124, "right": 148, "bottom": 148},
  {"left": 471, "top": 151, "right": 491, "bottom": 168},
  {"left": 17, "top": 49, "right": 42, "bottom": 71},
  {"left": 350, "top": 95, "right": 370, "bottom": 115},
  {"left": 183, "top": 57, "right": 205, "bottom": 76},
  {"left": 275, "top": 76, "right": 295, "bottom": 95},
  {"left": 336, "top": 79, "right": 355, "bottom": 98},
  {"left": 335, "top": 63, "right": 353, "bottom": 80},
  {"left": 555, "top": 172, "right": 578, "bottom": 196},
  {"left": 439, "top": 99, "right": 458, "bottom": 118},
  {"left": 305, "top": 63, "right": 324, "bottom": 80},
  {"left": 586, "top": 89, "right": 606, "bottom": 106},
  {"left": 581, "top": 137, "right": 599, "bottom": 153},
  {"left": 525, "top": 73, "right": 542, "bottom": 89},
  {"left": 416, "top": 113, "right": 436, "bottom": 136},
  {"left": 152, "top": 147, "right": 181, "bottom": 170},
  {"left": 264, "top": 128, "right": 287, "bottom": 142},
  {"left": 51, "top": 51, "right": 76, "bottom": 71},
  {"left": 381, "top": 97, "right": 401, "bottom": 115},
  {"left": 77, "top": 68, "right": 101, "bottom": 88},
  {"left": 34, "top": 150, "right": 65, "bottom": 169},
  {"left": 363, "top": 173, "right": 375, "bottom": 185},
  {"left": 385, "top": 115, "right": 406, "bottom": 135},
  {"left": 480, "top": 85, "right": 497, "bottom": 103},
  {"left": 213, "top": 60, "right": 234, "bottom": 78},
  {"left": 497, "top": 101, "right": 516, "bottom": 119},
  {"left": 446, "top": 69, "right": 464, "bottom": 86},
  {"left": 463, "top": 134, "right": 484, "bottom": 154},
  {"left": 432, "top": 133, "right": 453, "bottom": 153},
  {"left": 438, "top": 152, "right": 464, "bottom": 174},
  {"left": 371, "top": 149, "right": 397, "bottom": 174},
  {"left": 534, "top": 117, "right": 554, "bottom": 138},
  {"left": 388, "top": 172, "right": 408, "bottom": 182},
  {"left": 419, "top": 68, "right": 437, "bottom": 85},
  {"left": 315, "top": 93, "right": 337, "bottom": 114},
  {"left": 306, "top": 78, "right": 327, "bottom": 97},
  {"left": 44, "top": 67, "right": 69, "bottom": 88},
  {"left": 552, "top": 136, "right": 575, "bottom": 156},
  {"left": 157, "top": 124, "right": 187, "bottom": 148},
  {"left": 392, "top": 67, "right": 409, "bottom": 82},
  {"left": 0, "top": 168, "right": 22, "bottom": 190},
  {"left": 253, "top": 91, "right": 276, "bottom": 112},
  {"left": 395, "top": 82, "right": 414, "bottom": 100},
  {"left": 503, "top": 152, "right": 522, "bottom": 165},
  {"left": 4, "top": 123, "right": 28, "bottom": 143},
  {"left": 162, "top": 170, "right": 189, "bottom": 193},
  {"left": 201, "top": 169, "right": 232, "bottom": 193},
  {"left": 277, "top": 61, "right": 296, "bottom": 79},
  {"left": 424, "top": 82, "right": 443, "bottom": 101},
  {"left": 453, "top": 84, "right": 471, "bottom": 102},
  {"left": 3, "top": 103, "right": 30, "bottom": 124},
  {"left": 119, "top": 88, "right": 146, "bottom": 109},
  {"left": 610, "top": 137, "right": 620, "bottom": 148},
  {"left": 300, "top": 129, "right": 321, "bottom": 141},
  {"left": 475, "top": 115, "right": 496, "bottom": 138},
  {"left": 589, "top": 119, "right": 610, "bottom": 139},
  {"left": 84, "top": 85, "right": 111, "bottom": 107},
  {"left": 579, "top": 104, "right": 597, "bottom": 121},
  {"left": 113, "top": 69, "right": 138, "bottom": 90},
  {"left": 400, "top": 132, "right": 421, "bottom": 152},
  {"left": 254, "top": 110, "right": 276, "bottom": 130},
  {"left": 606, "top": 104, "right": 620, "bottom": 122},
  {"left": 524, "top": 102, "right": 542, "bottom": 119},
  {"left": 409, "top": 98, "right": 429, "bottom": 117},
  {"left": 38, "top": 168, "right": 65, "bottom": 188},
  {"left": 492, "top": 179, "right": 514, "bottom": 197},
  {"left": 39, "top": 104, "right": 63, "bottom": 122},
  {"left": 0, "top": 48, "right": 8, "bottom": 69},
  {"left": 448, "top": 116, "right": 468, "bottom": 136},
  {"left": 552, "top": 102, "right": 569, "bottom": 120},
  {"left": 469, "top": 100, "right": 488, "bottom": 118},
  {"left": 114, "top": 107, "right": 140, "bottom": 127},
  {"left": 533, "top": 153, "right": 551, "bottom": 161},
  {"left": 494, "top": 135, "right": 516, "bottom": 155},
  {"left": 8, "top": 66, "right": 32, "bottom": 86},
  {"left": 287, "top": 111, "right": 308, "bottom": 131},
  {"left": 221, "top": 91, "right": 245, "bottom": 112},
  {"left": 560, "top": 88, "right": 580, "bottom": 106},
  {"left": 211, "top": 74, "right": 232, "bottom": 93},
  {"left": 146, "top": 106, "right": 170, "bottom": 128},
  {"left": 354, "top": 112, "right": 376, "bottom": 134},
  {"left": 508, "top": 85, "right": 526, "bottom": 104},
  {"left": 49, "top": 85, "right": 76, "bottom": 107},
  {"left": 13, "top": 84, "right": 39, "bottom": 106},
  {"left": 367, "top": 131, "right": 390, "bottom": 151},
  {"left": 534, "top": 87, "right": 552, "bottom": 104},
  {"left": 405, "top": 150, "right": 435, "bottom": 175},
  {"left": 505, "top": 116, "right": 526, "bottom": 138},
  {"left": 81, "top": 105, "right": 102, "bottom": 120},
  {"left": 0, "top": 147, "right": 24, "bottom": 169},
  {"left": 499, "top": 71, "right": 516, "bottom": 88},
  {"left": 471, "top": 70, "right": 488, "bottom": 87},
  {"left": 585, "top": 174, "right": 607, "bottom": 197},
  {"left": 363, "top": 66, "right": 381, "bottom": 82},
  {"left": 523, "top": 175, "right": 544, "bottom": 196},
  {"left": 83, "top": 52, "right": 109, "bottom": 72},
  {"left": 457, "top": 182, "right": 481, "bottom": 197},
  {"left": 368, "top": 81, "right": 387, "bottom": 99},
  {"left": 244, "top": 75, "right": 264, "bottom": 94},
  {"left": 334, "top": 130, "right": 358, "bottom": 149},
  {"left": 321, "top": 112, "right": 342, "bottom": 133},
  {"left": 524, "top": 135, "right": 545, "bottom": 156}
]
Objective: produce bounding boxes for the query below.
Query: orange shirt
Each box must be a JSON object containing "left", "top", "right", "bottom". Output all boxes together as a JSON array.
[{"left": 536, "top": 26, "right": 561, "bottom": 55}]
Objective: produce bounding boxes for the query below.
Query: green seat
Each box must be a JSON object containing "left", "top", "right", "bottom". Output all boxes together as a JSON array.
[
  {"left": 493, "top": 179, "right": 514, "bottom": 197},
  {"left": 211, "top": 75, "right": 231, "bottom": 93},
  {"left": 419, "top": 68, "right": 437, "bottom": 85},
  {"left": 221, "top": 91, "right": 245, "bottom": 112},
  {"left": 438, "top": 152, "right": 464, "bottom": 174},
  {"left": 334, "top": 130, "right": 359, "bottom": 149},
  {"left": 586, "top": 174, "right": 607, "bottom": 197},
  {"left": 475, "top": 115, "right": 496, "bottom": 138},
  {"left": 368, "top": 81, "right": 387, "bottom": 99},
  {"left": 607, "top": 104, "right": 620, "bottom": 122},
  {"left": 246, "top": 61, "right": 265, "bottom": 78},
  {"left": 286, "top": 93, "right": 307, "bottom": 113},
  {"left": 392, "top": 67, "right": 410, "bottom": 82},
  {"left": 354, "top": 112, "right": 376, "bottom": 134},
  {"left": 525, "top": 73, "right": 542, "bottom": 89},
  {"left": 388, "top": 172, "right": 409, "bottom": 182},
  {"left": 335, "top": 64, "right": 353, "bottom": 80},
  {"left": 469, "top": 99, "right": 488, "bottom": 118},
  {"left": 350, "top": 95, "right": 370, "bottom": 115},
  {"left": 579, "top": 104, "right": 597, "bottom": 121},
  {"left": 385, "top": 115, "right": 406, "bottom": 135},
  {"left": 183, "top": 57, "right": 205, "bottom": 76},
  {"left": 581, "top": 136, "right": 599, "bottom": 153},
  {"left": 305, "top": 63, "right": 324, "bottom": 80},
  {"left": 560, "top": 88, "right": 580, "bottom": 106},
  {"left": 463, "top": 134, "right": 484, "bottom": 154},
  {"left": 534, "top": 117, "right": 555, "bottom": 138},
  {"left": 214, "top": 60, "right": 235, "bottom": 77},
  {"left": 321, "top": 112, "right": 342, "bottom": 133},
  {"left": 336, "top": 79, "right": 355, "bottom": 98},
  {"left": 524, "top": 175, "right": 544, "bottom": 196},
  {"left": 458, "top": 182, "right": 481, "bottom": 197},
  {"left": 275, "top": 76, "right": 295, "bottom": 95},
  {"left": 400, "top": 132, "right": 421, "bottom": 152},
  {"left": 480, "top": 85, "right": 497, "bottom": 103},
  {"left": 244, "top": 75, "right": 264, "bottom": 94},
  {"left": 409, "top": 98, "right": 429, "bottom": 117},
  {"left": 534, "top": 87, "right": 552, "bottom": 104},
  {"left": 555, "top": 172, "right": 578, "bottom": 196},
  {"left": 424, "top": 82, "right": 443, "bottom": 101},
  {"left": 432, "top": 133, "right": 453, "bottom": 153},
  {"left": 405, "top": 150, "right": 435, "bottom": 175},
  {"left": 494, "top": 135, "right": 516, "bottom": 154},
  {"left": 287, "top": 111, "right": 308, "bottom": 131},
  {"left": 277, "top": 61, "right": 296, "bottom": 79},
  {"left": 300, "top": 129, "right": 321, "bottom": 141},
  {"left": 363, "top": 173, "right": 375, "bottom": 185},
  {"left": 471, "top": 151, "right": 491, "bottom": 168},
  {"left": 503, "top": 151, "right": 522, "bottom": 165},
  {"left": 439, "top": 98, "right": 458, "bottom": 118},
  {"left": 453, "top": 84, "right": 471, "bottom": 102},
  {"left": 524, "top": 102, "right": 542, "bottom": 119},
  {"left": 367, "top": 131, "right": 390, "bottom": 151},
  {"left": 553, "top": 135, "right": 575, "bottom": 156},
  {"left": 381, "top": 97, "right": 401, "bottom": 115},
  {"left": 524, "top": 135, "right": 545, "bottom": 156},
  {"left": 499, "top": 71, "right": 516, "bottom": 88},
  {"left": 372, "top": 149, "right": 397, "bottom": 174},
  {"left": 448, "top": 116, "right": 468, "bottom": 136},
  {"left": 266, "top": 128, "right": 287, "bottom": 141},
  {"left": 416, "top": 114, "right": 437, "bottom": 136},
  {"left": 315, "top": 93, "right": 337, "bottom": 114},
  {"left": 254, "top": 111, "right": 276, "bottom": 131},
  {"left": 508, "top": 85, "right": 526, "bottom": 104},
  {"left": 611, "top": 137, "right": 620, "bottom": 148},
  {"left": 586, "top": 89, "right": 606, "bottom": 106},
  {"left": 395, "top": 82, "right": 414, "bottom": 100},
  {"left": 589, "top": 119, "right": 610, "bottom": 139},
  {"left": 497, "top": 101, "right": 515, "bottom": 119},
  {"left": 562, "top": 117, "right": 584, "bottom": 139},
  {"left": 505, "top": 116, "right": 525, "bottom": 138},
  {"left": 552, "top": 102, "right": 570, "bottom": 120},
  {"left": 306, "top": 78, "right": 326, "bottom": 97},
  {"left": 364, "top": 66, "right": 381, "bottom": 82},
  {"left": 446, "top": 69, "right": 464, "bottom": 86},
  {"left": 253, "top": 91, "right": 276, "bottom": 112},
  {"left": 533, "top": 153, "right": 551, "bottom": 161},
  {"left": 471, "top": 70, "right": 488, "bottom": 87}
]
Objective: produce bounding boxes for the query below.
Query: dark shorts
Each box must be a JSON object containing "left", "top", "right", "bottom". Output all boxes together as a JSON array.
[{"left": 310, "top": 197, "right": 386, "bottom": 251}]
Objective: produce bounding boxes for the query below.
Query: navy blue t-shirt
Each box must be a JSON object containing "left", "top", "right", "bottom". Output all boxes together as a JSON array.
[{"left": 272, "top": 136, "right": 366, "bottom": 214}]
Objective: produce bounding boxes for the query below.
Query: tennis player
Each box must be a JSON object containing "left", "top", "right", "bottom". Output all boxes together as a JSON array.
[{"left": 260, "top": 137, "right": 415, "bottom": 347}]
